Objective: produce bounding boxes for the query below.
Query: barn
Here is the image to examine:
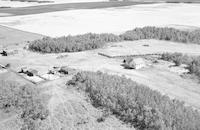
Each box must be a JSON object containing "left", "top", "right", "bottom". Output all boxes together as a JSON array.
[{"left": 124, "top": 57, "right": 145, "bottom": 69}]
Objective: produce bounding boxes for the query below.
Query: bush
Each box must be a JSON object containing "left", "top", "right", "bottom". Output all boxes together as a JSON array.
[
  {"left": 67, "top": 71, "right": 200, "bottom": 130},
  {"left": 29, "top": 33, "right": 121, "bottom": 53},
  {"left": 0, "top": 81, "right": 49, "bottom": 130}
]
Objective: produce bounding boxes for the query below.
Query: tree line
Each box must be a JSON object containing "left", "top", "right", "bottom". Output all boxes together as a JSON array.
[
  {"left": 28, "top": 33, "right": 121, "bottom": 53},
  {"left": 67, "top": 71, "right": 200, "bottom": 130},
  {"left": 28, "top": 26, "right": 200, "bottom": 53}
]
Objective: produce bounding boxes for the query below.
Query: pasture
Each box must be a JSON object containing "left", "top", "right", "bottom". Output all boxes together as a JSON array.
[{"left": 0, "top": 25, "right": 43, "bottom": 47}]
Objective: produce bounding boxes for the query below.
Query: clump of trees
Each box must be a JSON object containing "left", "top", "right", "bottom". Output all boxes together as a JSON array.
[
  {"left": 28, "top": 27, "right": 200, "bottom": 53},
  {"left": 67, "top": 71, "right": 200, "bottom": 130},
  {"left": 161, "top": 52, "right": 200, "bottom": 79},
  {"left": 120, "top": 26, "right": 200, "bottom": 44},
  {"left": 0, "top": 81, "right": 49, "bottom": 130},
  {"left": 28, "top": 33, "right": 121, "bottom": 53}
]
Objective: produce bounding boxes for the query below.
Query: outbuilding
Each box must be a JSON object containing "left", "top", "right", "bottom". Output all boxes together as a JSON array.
[
  {"left": 0, "top": 50, "right": 8, "bottom": 56},
  {"left": 124, "top": 57, "right": 146, "bottom": 69}
]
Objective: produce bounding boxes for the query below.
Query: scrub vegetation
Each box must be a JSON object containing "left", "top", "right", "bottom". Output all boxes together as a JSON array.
[
  {"left": 28, "top": 26, "right": 200, "bottom": 53},
  {"left": 161, "top": 52, "right": 200, "bottom": 80},
  {"left": 0, "top": 81, "right": 49, "bottom": 130},
  {"left": 67, "top": 71, "right": 200, "bottom": 130}
]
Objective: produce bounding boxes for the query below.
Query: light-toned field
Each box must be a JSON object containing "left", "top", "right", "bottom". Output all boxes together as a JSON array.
[
  {"left": 99, "top": 39, "right": 200, "bottom": 57},
  {"left": 0, "top": 3, "right": 200, "bottom": 36},
  {"left": 0, "top": 25, "right": 43, "bottom": 47}
]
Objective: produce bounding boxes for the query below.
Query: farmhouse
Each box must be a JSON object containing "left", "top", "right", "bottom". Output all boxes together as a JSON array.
[{"left": 124, "top": 57, "right": 146, "bottom": 69}]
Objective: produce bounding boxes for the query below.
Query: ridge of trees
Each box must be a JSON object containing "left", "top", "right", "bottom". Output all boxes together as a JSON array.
[
  {"left": 28, "top": 26, "right": 200, "bottom": 53},
  {"left": 28, "top": 33, "right": 121, "bottom": 53},
  {"left": 67, "top": 71, "right": 200, "bottom": 130}
]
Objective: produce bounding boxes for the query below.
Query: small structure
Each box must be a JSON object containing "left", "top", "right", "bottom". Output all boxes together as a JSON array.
[
  {"left": 123, "top": 57, "right": 146, "bottom": 69},
  {"left": 0, "top": 50, "right": 18, "bottom": 56},
  {"left": 0, "top": 50, "right": 8, "bottom": 56},
  {"left": 19, "top": 67, "right": 38, "bottom": 77},
  {"left": 28, "top": 69, "right": 38, "bottom": 76},
  {"left": 58, "top": 66, "right": 76, "bottom": 75}
]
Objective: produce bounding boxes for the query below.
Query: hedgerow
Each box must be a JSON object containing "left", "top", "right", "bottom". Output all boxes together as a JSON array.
[
  {"left": 67, "top": 71, "right": 200, "bottom": 130},
  {"left": 0, "top": 82, "right": 49, "bottom": 130}
]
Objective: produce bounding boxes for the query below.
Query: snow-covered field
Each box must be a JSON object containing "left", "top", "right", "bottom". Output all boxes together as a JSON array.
[
  {"left": 0, "top": 3, "right": 200, "bottom": 36},
  {"left": 0, "top": 0, "right": 108, "bottom": 8}
]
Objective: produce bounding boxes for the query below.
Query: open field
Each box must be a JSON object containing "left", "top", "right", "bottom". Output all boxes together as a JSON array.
[
  {"left": 99, "top": 40, "right": 200, "bottom": 57},
  {"left": 1, "top": 3, "right": 200, "bottom": 36},
  {"left": 0, "top": 25, "right": 43, "bottom": 47},
  {"left": 0, "top": 1, "right": 154, "bottom": 16}
]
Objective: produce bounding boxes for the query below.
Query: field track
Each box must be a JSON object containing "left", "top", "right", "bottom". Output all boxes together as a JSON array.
[{"left": 0, "top": 1, "right": 155, "bottom": 16}]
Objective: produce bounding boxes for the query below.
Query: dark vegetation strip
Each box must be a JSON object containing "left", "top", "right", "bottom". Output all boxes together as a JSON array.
[
  {"left": 29, "top": 26, "right": 200, "bottom": 53},
  {"left": 67, "top": 71, "right": 200, "bottom": 130},
  {"left": 29, "top": 33, "right": 121, "bottom": 53},
  {"left": 0, "top": 81, "right": 49, "bottom": 129},
  {"left": 161, "top": 52, "right": 200, "bottom": 80},
  {"left": 0, "top": 1, "right": 154, "bottom": 16}
]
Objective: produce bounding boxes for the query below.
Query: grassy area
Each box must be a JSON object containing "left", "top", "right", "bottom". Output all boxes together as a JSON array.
[
  {"left": 0, "top": 25, "right": 43, "bottom": 47},
  {"left": 29, "top": 26, "right": 200, "bottom": 53},
  {"left": 0, "top": 81, "right": 49, "bottom": 129},
  {"left": 68, "top": 71, "right": 200, "bottom": 130}
]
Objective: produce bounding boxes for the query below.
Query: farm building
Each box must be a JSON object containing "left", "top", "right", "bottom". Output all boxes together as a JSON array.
[
  {"left": 58, "top": 66, "right": 76, "bottom": 75},
  {"left": 0, "top": 50, "right": 8, "bottom": 56},
  {"left": 0, "top": 50, "right": 18, "bottom": 56},
  {"left": 123, "top": 57, "right": 146, "bottom": 69},
  {"left": 19, "top": 67, "right": 38, "bottom": 77}
]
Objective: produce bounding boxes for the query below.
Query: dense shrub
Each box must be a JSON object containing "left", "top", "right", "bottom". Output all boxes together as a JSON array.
[
  {"left": 67, "top": 71, "right": 200, "bottom": 130},
  {"left": 161, "top": 53, "right": 200, "bottom": 79},
  {"left": 120, "top": 26, "right": 200, "bottom": 44},
  {"left": 0, "top": 82, "right": 49, "bottom": 130},
  {"left": 29, "top": 33, "right": 121, "bottom": 53}
]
